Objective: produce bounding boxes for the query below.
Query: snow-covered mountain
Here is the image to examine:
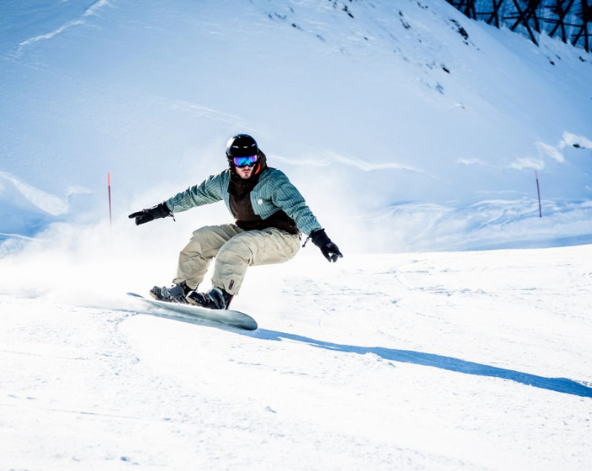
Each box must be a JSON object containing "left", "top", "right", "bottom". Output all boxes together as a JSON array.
[
  {"left": 1, "top": 0, "right": 591, "bottom": 252},
  {"left": 1, "top": 2, "right": 592, "bottom": 470}
]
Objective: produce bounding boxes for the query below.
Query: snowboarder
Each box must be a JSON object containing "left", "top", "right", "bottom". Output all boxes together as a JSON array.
[{"left": 128, "top": 134, "right": 343, "bottom": 309}]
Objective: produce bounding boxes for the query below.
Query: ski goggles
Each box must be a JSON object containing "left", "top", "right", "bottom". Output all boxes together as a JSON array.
[{"left": 232, "top": 155, "right": 258, "bottom": 168}]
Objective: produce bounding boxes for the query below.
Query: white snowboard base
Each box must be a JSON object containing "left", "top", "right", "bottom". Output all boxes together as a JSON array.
[{"left": 127, "top": 292, "right": 258, "bottom": 331}]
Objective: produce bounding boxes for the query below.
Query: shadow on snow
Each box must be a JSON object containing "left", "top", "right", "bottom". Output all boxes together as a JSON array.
[{"left": 247, "top": 329, "right": 592, "bottom": 399}]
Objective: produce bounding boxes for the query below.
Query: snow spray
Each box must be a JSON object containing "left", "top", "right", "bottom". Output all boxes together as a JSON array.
[{"left": 535, "top": 170, "right": 542, "bottom": 218}]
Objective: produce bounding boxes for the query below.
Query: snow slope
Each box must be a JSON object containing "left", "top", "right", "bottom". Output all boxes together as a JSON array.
[
  {"left": 2, "top": 244, "right": 592, "bottom": 470},
  {"left": 1, "top": 0, "right": 591, "bottom": 251}
]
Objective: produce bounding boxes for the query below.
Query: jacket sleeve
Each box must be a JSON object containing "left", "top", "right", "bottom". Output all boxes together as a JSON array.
[
  {"left": 165, "top": 172, "right": 225, "bottom": 213},
  {"left": 268, "top": 170, "right": 322, "bottom": 236}
]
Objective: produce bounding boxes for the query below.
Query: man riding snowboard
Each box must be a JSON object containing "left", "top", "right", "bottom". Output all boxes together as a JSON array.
[{"left": 129, "top": 134, "right": 343, "bottom": 310}]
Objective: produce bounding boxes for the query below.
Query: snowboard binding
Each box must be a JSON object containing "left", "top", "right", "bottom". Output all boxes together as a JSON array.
[
  {"left": 150, "top": 283, "right": 190, "bottom": 304},
  {"left": 186, "top": 287, "right": 233, "bottom": 310}
]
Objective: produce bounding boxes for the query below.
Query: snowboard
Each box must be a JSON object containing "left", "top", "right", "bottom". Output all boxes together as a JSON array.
[{"left": 127, "top": 292, "right": 258, "bottom": 331}]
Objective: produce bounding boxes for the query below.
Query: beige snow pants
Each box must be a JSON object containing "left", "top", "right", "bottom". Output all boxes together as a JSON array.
[{"left": 173, "top": 224, "right": 301, "bottom": 295}]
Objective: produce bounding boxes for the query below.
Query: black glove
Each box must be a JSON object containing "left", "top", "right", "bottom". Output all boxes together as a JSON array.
[
  {"left": 310, "top": 229, "right": 343, "bottom": 263},
  {"left": 128, "top": 202, "right": 172, "bottom": 225}
]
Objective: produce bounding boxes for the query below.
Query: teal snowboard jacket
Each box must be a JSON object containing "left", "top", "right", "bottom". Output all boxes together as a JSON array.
[{"left": 165, "top": 168, "right": 323, "bottom": 236}]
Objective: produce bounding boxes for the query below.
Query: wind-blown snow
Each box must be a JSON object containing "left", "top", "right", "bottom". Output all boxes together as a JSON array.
[
  {"left": 15, "top": 0, "right": 111, "bottom": 56},
  {"left": 0, "top": 171, "right": 71, "bottom": 216}
]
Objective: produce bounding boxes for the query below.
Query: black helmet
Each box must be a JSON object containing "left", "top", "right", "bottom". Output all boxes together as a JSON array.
[{"left": 226, "top": 134, "right": 258, "bottom": 158}]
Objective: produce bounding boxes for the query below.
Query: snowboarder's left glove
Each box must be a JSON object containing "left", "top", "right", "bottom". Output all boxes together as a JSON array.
[
  {"left": 310, "top": 229, "right": 343, "bottom": 263},
  {"left": 128, "top": 202, "right": 172, "bottom": 225}
]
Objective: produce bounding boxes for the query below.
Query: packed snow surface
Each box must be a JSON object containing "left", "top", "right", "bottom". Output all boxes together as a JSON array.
[{"left": 2, "top": 243, "right": 592, "bottom": 470}]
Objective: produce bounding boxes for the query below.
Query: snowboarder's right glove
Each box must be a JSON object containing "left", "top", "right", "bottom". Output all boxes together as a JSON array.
[
  {"left": 128, "top": 202, "right": 172, "bottom": 225},
  {"left": 310, "top": 229, "right": 343, "bottom": 263}
]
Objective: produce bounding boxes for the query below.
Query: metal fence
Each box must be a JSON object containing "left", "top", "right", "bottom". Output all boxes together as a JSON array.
[{"left": 447, "top": 0, "right": 592, "bottom": 52}]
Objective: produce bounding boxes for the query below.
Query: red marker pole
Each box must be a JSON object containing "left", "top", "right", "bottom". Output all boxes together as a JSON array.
[
  {"left": 535, "top": 170, "right": 542, "bottom": 218},
  {"left": 108, "top": 172, "right": 113, "bottom": 227}
]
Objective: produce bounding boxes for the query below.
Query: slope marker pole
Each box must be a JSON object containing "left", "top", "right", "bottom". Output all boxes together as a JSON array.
[
  {"left": 108, "top": 172, "right": 113, "bottom": 228},
  {"left": 535, "top": 170, "right": 542, "bottom": 218}
]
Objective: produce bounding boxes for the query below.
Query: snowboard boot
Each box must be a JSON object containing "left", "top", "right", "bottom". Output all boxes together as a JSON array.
[
  {"left": 150, "top": 282, "right": 191, "bottom": 304},
  {"left": 186, "top": 287, "right": 233, "bottom": 310}
]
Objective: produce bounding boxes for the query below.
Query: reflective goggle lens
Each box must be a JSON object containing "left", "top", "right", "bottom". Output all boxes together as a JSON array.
[{"left": 233, "top": 155, "right": 258, "bottom": 167}]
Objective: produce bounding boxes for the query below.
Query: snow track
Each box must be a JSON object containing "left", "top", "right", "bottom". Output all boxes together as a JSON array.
[{"left": 2, "top": 245, "right": 592, "bottom": 470}]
